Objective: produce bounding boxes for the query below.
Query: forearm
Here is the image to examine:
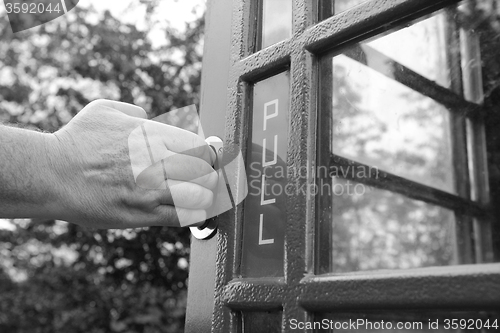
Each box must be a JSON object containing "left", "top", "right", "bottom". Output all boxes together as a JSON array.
[
  {"left": 0, "top": 100, "right": 216, "bottom": 228},
  {"left": 0, "top": 125, "right": 59, "bottom": 219}
]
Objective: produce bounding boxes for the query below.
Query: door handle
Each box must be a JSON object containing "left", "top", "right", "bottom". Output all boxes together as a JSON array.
[{"left": 190, "top": 136, "right": 223, "bottom": 240}]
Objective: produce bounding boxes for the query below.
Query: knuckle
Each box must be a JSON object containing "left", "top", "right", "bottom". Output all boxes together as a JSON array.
[
  {"left": 122, "top": 189, "right": 154, "bottom": 210},
  {"left": 137, "top": 106, "right": 147, "bottom": 118},
  {"left": 85, "top": 99, "right": 108, "bottom": 114},
  {"left": 87, "top": 99, "right": 105, "bottom": 108}
]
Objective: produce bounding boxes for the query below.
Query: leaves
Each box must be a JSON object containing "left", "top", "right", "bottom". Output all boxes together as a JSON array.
[{"left": 0, "top": 3, "right": 204, "bottom": 332}]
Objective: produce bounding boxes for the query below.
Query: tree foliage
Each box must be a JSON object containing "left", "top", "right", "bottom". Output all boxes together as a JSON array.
[{"left": 0, "top": 3, "right": 204, "bottom": 332}]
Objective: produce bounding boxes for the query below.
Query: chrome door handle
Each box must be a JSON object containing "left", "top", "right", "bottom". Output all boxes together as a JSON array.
[{"left": 190, "top": 136, "right": 222, "bottom": 240}]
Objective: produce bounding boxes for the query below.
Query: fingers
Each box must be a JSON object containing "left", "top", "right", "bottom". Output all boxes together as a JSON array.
[
  {"left": 141, "top": 120, "right": 216, "bottom": 165},
  {"left": 150, "top": 179, "right": 214, "bottom": 209},
  {"left": 90, "top": 99, "right": 147, "bottom": 119},
  {"left": 136, "top": 154, "right": 218, "bottom": 190},
  {"left": 145, "top": 205, "right": 207, "bottom": 227}
]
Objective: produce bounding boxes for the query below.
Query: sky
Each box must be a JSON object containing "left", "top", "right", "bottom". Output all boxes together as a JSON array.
[
  {"left": 81, "top": 0, "right": 206, "bottom": 27},
  {"left": 0, "top": 0, "right": 206, "bottom": 46},
  {"left": 81, "top": 0, "right": 206, "bottom": 46}
]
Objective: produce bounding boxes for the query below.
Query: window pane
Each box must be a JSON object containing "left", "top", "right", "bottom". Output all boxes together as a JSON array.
[
  {"left": 335, "top": 0, "right": 370, "bottom": 14},
  {"left": 317, "top": 0, "right": 500, "bottom": 273},
  {"left": 261, "top": 0, "right": 292, "bottom": 49},
  {"left": 319, "top": 0, "right": 371, "bottom": 20},
  {"left": 319, "top": 178, "right": 455, "bottom": 273},
  {"left": 366, "top": 13, "right": 450, "bottom": 88},
  {"left": 331, "top": 50, "right": 455, "bottom": 193}
]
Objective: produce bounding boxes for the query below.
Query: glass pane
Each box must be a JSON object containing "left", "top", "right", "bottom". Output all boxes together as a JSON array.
[
  {"left": 317, "top": 0, "right": 500, "bottom": 272},
  {"left": 320, "top": 178, "right": 455, "bottom": 273},
  {"left": 458, "top": 0, "right": 500, "bottom": 259},
  {"left": 319, "top": 0, "right": 371, "bottom": 20},
  {"left": 335, "top": 0, "right": 369, "bottom": 14},
  {"left": 241, "top": 72, "right": 289, "bottom": 278},
  {"left": 331, "top": 41, "right": 455, "bottom": 194},
  {"left": 367, "top": 13, "right": 450, "bottom": 88},
  {"left": 261, "top": 0, "right": 292, "bottom": 49},
  {"left": 314, "top": 311, "right": 500, "bottom": 333},
  {"left": 320, "top": 10, "right": 450, "bottom": 86},
  {"left": 242, "top": 311, "right": 282, "bottom": 332}
]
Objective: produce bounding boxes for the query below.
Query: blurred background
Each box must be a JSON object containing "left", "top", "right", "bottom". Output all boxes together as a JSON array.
[{"left": 0, "top": 1, "right": 206, "bottom": 332}]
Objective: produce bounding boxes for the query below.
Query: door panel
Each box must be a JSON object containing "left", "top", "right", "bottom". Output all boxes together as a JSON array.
[
  {"left": 185, "top": 0, "right": 233, "bottom": 331},
  {"left": 186, "top": 0, "right": 500, "bottom": 332}
]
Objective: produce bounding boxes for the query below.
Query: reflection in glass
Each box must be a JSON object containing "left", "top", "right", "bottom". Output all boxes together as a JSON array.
[
  {"left": 317, "top": 11, "right": 458, "bottom": 274},
  {"left": 261, "top": 0, "right": 292, "bottom": 49},
  {"left": 331, "top": 51, "right": 455, "bottom": 193},
  {"left": 325, "top": 178, "right": 455, "bottom": 273},
  {"left": 317, "top": 2, "right": 500, "bottom": 273},
  {"left": 319, "top": 0, "right": 371, "bottom": 19},
  {"left": 323, "top": 8, "right": 450, "bottom": 88},
  {"left": 315, "top": 311, "right": 500, "bottom": 333},
  {"left": 367, "top": 13, "right": 449, "bottom": 88}
]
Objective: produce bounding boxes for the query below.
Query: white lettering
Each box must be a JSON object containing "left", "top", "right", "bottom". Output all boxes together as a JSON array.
[
  {"left": 258, "top": 214, "right": 274, "bottom": 245},
  {"left": 258, "top": 99, "right": 279, "bottom": 247},
  {"left": 260, "top": 175, "right": 276, "bottom": 205},
  {"left": 263, "top": 99, "right": 278, "bottom": 131},
  {"left": 262, "top": 135, "right": 278, "bottom": 167}
]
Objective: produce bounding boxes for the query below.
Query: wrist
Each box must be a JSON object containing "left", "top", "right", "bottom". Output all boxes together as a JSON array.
[
  {"left": 0, "top": 127, "right": 64, "bottom": 220},
  {"left": 32, "top": 132, "right": 67, "bottom": 220},
  {"left": 41, "top": 131, "right": 80, "bottom": 222}
]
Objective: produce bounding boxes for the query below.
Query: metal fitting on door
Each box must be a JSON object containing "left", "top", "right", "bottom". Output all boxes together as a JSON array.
[{"left": 189, "top": 136, "right": 223, "bottom": 240}]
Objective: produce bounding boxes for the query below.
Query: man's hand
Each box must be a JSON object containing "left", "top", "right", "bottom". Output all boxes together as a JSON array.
[{"left": 0, "top": 99, "right": 217, "bottom": 229}]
